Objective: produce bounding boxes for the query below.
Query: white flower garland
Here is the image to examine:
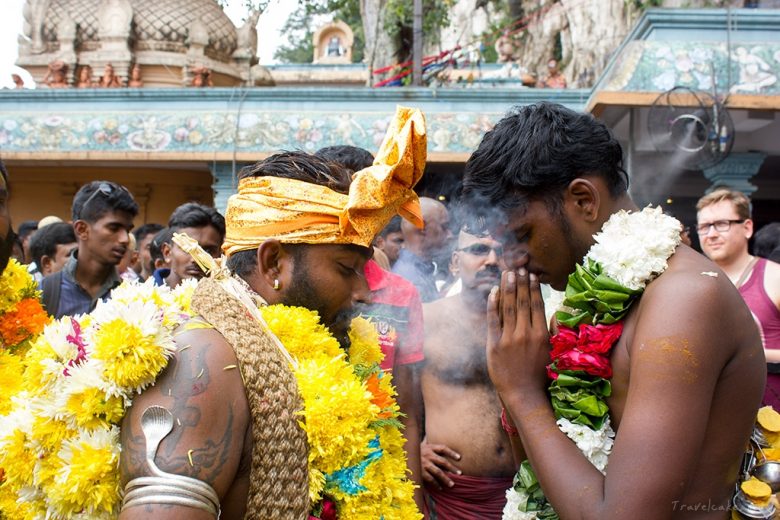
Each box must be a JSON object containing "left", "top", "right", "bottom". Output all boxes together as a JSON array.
[
  {"left": 587, "top": 206, "right": 682, "bottom": 291},
  {"left": 503, "top": 207, "right": 682, "bottom": 520}
]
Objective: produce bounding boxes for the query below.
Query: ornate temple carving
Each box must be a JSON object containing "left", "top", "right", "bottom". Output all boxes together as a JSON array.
[{"left": 17, "top": 0, "right": 273, "bottom": 88}]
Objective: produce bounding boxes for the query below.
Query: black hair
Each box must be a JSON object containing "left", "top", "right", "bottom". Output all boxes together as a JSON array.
[
  {"left": 238, "top": 151, "right": 352, "bottom": 194},
  {"left": 227, "top": 244, "right": 306, "bottom": 278},
  {"left": 149, "top": 227, "right": 174, "bottom": 271},
  {"left": 462, "top": 102, "right": 628, "bottom": 211},
  {"left": 133, "top": 223, "right": 164, "bottom": 244},
  {"left": 18, "top": 220, "right": 39, "bottom": 241},
  {"left": 29, "top": 222, "right": 76, "bottom": 268},
  {"left": 378, "top": 215, "right": 402, "bottom": 238},
  {"left": 0, "top": 160, "right": 7, "bottom": 186},
  {"left": 315, "top": 145, "right": 374, "bottom": 173},
  {"left": 71, "top": 181, "right": 139, "bottom": 223},
  {"left": 754, "top": 222, "right": 780, "bottom": 259},
  {"left": 168, "top": 203, "right": 226, "bottom": 240},
  {"left": 227, "top": 152, "right": 352, "bottom": 276}
]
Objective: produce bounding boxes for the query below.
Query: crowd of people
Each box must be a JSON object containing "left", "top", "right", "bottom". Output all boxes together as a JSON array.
[{"left": 0, "top": 102, "right": 779, "bottom": 519}]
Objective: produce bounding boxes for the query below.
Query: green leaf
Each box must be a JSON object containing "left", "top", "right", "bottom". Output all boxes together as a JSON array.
[{"left": 518, "top": 460, "right": 538, "bottom": 489}]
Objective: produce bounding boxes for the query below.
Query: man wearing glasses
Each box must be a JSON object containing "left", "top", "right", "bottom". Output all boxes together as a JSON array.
[
  {"left": 419, "top": 222, "right": 518, "bottom": 518},
  {"left": 697, "top": 188, "right": 780, "bottom": 407},
  {"left": 40, "top": 181, "right": 138, "bottom": 318}
]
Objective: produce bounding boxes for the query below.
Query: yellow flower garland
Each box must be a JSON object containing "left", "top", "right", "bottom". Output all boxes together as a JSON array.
[
  {"left": 0, "top": 279, "right": 420, "bottom": 520},
  {"left": 261, "top": 305, "right": 420, "bottom": 519}
]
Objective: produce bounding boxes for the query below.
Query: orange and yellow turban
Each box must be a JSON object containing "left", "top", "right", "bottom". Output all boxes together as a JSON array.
[{"left": 222, "top": 106, "right": 426, "bottom": 256}]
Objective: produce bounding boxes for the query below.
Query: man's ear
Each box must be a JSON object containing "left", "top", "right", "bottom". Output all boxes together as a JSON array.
[
  {"left": 563, "top": 178, "right": 600, "bottom": 223},
  {"left": 73, "top": 220, "right": 90, "bottom": 241},
  {"left": 40, "top": 255, "right": 54, "bottom": 276},
  {"left": 745, "top": 218, "right": 754, "bottom": 240},
  {"left": 257, "top": 240, "right": 292, "bottom": 290},
  {"left": 153, "top": 257, "right": 167, "bottom": 269},
  {"left": 374, "top": 236, "right": 386, "bottom": 249},
  {"left": 161, "top": 242, "right": 173, "bottom": 264},
  {"left": 450, "top": 250, "right": 461, "bottom": 276}
]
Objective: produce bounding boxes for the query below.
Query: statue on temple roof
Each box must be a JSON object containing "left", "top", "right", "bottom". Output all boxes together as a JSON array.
[
  {"left": 76, "top": 65, "right": 95, "bottom": 88},
  {"left": 128, "top": 63, "right": 144, "bottom": 87},
  {"left": 234, "top": 8, "right": 261, "bottom": 61},
  {"left": 12, "top": 74, "right": 25, "bottom": 89},
  {"left": 43, "top": 60, "right": 68, "bottom": 88},
  {"left": 99, "top": 63, "right": 122, "bottom": 88},
  {"left": 190, "top": 65, "right": 213, "bottom": 87}
]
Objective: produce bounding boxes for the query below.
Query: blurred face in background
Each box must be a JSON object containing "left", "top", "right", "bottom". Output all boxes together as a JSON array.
[
  {"left": 376, "top": 231, "right": 404, "bottom": 265},
  {"left": 0, "top": 173, "right": 13, "bottom": 273}
]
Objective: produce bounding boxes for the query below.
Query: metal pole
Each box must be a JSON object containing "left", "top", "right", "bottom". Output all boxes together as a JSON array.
[{"left": 412, "top": 0, "right": 423, "bottom": 86}]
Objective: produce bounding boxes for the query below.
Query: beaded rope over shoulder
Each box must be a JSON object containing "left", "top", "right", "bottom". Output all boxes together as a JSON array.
[{"left": 191, "top": 277, "right": 310, "bottom": 519}]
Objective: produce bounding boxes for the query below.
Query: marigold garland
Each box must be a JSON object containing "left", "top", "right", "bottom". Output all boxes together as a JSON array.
[
  {"left": 260, "top": 305, "right": 420, "bottom": 519},
  {"left": 0, "top": 278, "right": 420, "bottom": 520}
]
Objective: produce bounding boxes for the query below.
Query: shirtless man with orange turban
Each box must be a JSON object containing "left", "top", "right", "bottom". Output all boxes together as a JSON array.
[{"left": 118, "top": 108, "right": 426, "bottom": 519}]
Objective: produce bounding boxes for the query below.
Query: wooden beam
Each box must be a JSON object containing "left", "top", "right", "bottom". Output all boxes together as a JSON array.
[{"left": 587, "top": 91, "right": 780, "bottom": 117}]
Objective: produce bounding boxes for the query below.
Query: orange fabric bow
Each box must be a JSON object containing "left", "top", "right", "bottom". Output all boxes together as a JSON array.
[{"left": 222, "top": 106, "right": 426, "bottom": 256}]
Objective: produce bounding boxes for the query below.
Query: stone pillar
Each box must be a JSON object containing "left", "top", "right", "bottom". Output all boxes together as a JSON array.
[
  {"left": 702, "top": 152, "right": 766, "bottom": 196},
  {"left": 210, "top": 163, "right": 244, "bottom": 215}
]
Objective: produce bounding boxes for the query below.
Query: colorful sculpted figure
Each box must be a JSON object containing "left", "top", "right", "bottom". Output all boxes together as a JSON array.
[
  {"left": 43, "top": 60, "right": 69, "bottom": 88},
  {"left": 76, "top": 65, "right": 94, "bottom": 88},
  {"left": 99, "top": 63, "right": 122, "bottom": 88},
  {"left": 127, "top": 64, "right": 144, "bottom": 88}
]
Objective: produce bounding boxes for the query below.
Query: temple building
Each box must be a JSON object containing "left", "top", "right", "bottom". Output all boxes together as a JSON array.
[
  {"left": 1, "top": 3, "right": 779, "bottom": 236},
  {"left": 16, "top": 0, "right": 271, "bottom": 88}
]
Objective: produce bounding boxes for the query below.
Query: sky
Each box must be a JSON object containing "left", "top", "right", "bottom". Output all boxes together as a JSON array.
[{"left": 0, "top": 0, "right": 297, "bottom": 89}]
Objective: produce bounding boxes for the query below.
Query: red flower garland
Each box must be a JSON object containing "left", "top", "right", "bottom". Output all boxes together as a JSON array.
[{"left": 548, "top": 322, "right": 624, "bottom": 380}]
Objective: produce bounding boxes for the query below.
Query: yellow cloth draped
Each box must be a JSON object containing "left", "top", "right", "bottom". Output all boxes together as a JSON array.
[{"left": 222, "top": 106, "right": 426, "bottom": 256}]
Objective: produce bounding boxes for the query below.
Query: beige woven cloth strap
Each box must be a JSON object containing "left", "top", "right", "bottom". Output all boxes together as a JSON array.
[{"left": 191, "top": 277, "right": 310, "bottom": 519}]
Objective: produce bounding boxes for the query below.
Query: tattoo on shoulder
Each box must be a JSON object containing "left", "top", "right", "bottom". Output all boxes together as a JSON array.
[{"left": 120, "top": 338, "right": 236, "bottom": 486}]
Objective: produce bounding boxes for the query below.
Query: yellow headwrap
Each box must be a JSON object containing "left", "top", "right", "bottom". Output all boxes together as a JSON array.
[{"left": 222, "top": 106, "right": 426, "bottom": 256}]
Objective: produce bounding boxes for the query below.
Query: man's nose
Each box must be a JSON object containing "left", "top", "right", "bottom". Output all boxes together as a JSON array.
[
  {"left": 702, "top": 224, "right": 719, "bottom": 238},
  {"left": 353, "top": 271, "right": 372, "bottom": 305},
  {"left": 118, "top": 229, "right": 129, "bottom": 244},
  {"left": 485, "top": 248, "right": 500, "bottom": 265}
]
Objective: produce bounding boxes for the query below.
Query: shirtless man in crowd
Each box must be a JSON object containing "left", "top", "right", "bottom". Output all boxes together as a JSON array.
[{"left": 420, "top": 224, "right": 519, "bottom": 519}]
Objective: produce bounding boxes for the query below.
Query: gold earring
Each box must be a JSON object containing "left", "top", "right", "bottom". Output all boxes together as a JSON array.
[{"left": 273, "top": 279, "right": 281, "bottom": 291}]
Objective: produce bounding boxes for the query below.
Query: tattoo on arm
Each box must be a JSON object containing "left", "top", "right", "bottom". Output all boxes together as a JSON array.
[{"left": 120, "top": 339, "right": 236, "bottom": 487}]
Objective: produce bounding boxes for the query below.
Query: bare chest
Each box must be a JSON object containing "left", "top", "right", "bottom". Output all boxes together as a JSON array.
[{"left": 423, "top": 322, "right": 491, "bottom": 387}]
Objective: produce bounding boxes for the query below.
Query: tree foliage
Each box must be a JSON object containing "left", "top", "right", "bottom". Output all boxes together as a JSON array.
[
  {"left": 215, "top": 0, "right": 269, "bottom": 11},
  {"left": 274, "top": 0, "right": 458, "bottom": 64},
  {"left": 382, "top": 0, "right": 454, "bottom": 61}
]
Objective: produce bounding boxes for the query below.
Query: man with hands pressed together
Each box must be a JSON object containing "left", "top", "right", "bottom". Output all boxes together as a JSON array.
[{"left": 462, "top": 102, "right": 764, "bottom": 519}]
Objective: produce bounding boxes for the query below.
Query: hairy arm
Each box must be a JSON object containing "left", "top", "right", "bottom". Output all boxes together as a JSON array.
[
  {"left": 118, "top": 327, "right": 250, "bottom": 519},
  {"left": 494, "top": 269, "right": 735, "bottom": 519}
]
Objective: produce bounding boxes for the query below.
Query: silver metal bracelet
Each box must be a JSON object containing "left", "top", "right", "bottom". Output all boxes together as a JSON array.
[{"left": 119, "top": 406, "right": 221, "bottom": 518}]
